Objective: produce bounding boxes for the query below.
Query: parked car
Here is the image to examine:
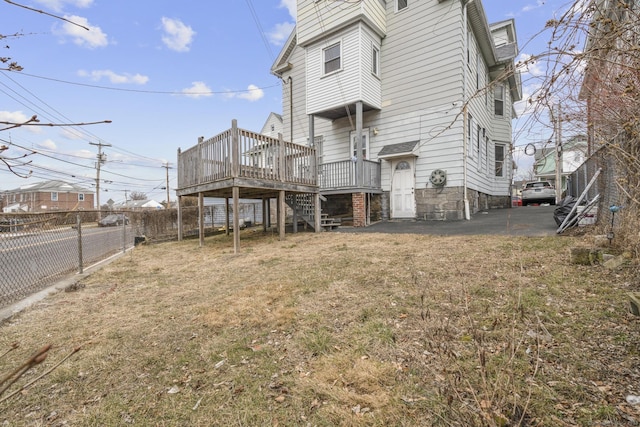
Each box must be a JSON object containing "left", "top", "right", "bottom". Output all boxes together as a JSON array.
[
  {"left": 98, "top": 214, "right": 129, "bottom": 227},
  {"left": 511, "top": 196, "right": 522, "bottom": 207},
  {"left": 522, "top": 181, "right": 557, "bottom": 206}
]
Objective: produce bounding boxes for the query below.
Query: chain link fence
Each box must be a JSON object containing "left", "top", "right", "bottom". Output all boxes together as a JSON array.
[
  {"left": 566, "top": 140, "right": 637, "bottom": 251},
  {"left": 1, "top": 201, "right": 266, "bottom": 309},
  {"left": 0, "top": 211, "right": 133, "bottom": 308}
]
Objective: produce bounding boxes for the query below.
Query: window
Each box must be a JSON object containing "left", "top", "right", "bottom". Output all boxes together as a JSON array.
[
  {"left": 466, "top": 27, "right": 471, "bottom": 67},
  {"left": 396, "top": 0, "right": 407, "bottom": 12},
  {"left": 495, "top": 144, "right": 505, "bottom": 177},
  {"left": 476, "top": 124, "right": 481, "bottom": 154},
  {"left": 323, "top": 42, "right": 341, "bottom": 75},
  {"left": 51, "top": 192, "right": 58, "bottom": 201},
  {"left": 372, "top": 45, "right": 380, "bottom": 77},
  {"left": 494, "top": 84, "right": 504, "bottom": 116},
  {"left": 270, "top": 124, "right": 275, "bottom": 132},
  {"left": 315, "top": 137, "right": 324, "bottom": 165},
  {"left": 78, "top": 193, "right": 85, "bottom": 202},
  {"left": 350, "top": 129, "right": 369, "bottom": 160},
  {"left": 476, "top": 53, "right": 481, "bottom": 90},
  {"left": 396, "top": 160, "right": 410, "bottom": 170}
]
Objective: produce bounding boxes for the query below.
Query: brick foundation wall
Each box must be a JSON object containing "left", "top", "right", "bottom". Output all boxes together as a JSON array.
[{"left": 352, "top": 193, "right": 366, "bottom": 227}]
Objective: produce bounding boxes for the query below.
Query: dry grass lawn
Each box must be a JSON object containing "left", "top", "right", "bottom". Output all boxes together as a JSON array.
[{"left": 1, "top": 229, "right": 639, "bottom": 426}]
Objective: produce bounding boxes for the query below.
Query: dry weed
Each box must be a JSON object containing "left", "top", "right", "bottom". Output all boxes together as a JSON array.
[{"left": 1, "top": 231, "right": 639, "bottom": 426}]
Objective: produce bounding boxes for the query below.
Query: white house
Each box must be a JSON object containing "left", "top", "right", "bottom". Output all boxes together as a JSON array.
[
  {"left": 271, "top": 0, "right": 521, "bottom": 224},
  {"left": 260, "top": 112, "right": 283, "bottom": 138}
]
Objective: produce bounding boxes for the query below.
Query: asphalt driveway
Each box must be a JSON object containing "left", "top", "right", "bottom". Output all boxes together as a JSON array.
[{"left": 344, "top": 205, "right": 558, "bottom": 236}]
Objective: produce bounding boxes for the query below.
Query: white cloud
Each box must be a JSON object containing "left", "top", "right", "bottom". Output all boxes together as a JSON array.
[
  {"left": 60, "top": 128, "right": 84, "bottom": 140},
  {"left": 224, "top": 85, "right": 264, "bottom": 102},
  {"left": 38, "top": 139, "right": 57, "bottom": 150},
  {"left": 279, "top": 0, "right": 296, "bottom": 20},
  {"left": 161, "top": 17, "right": 195, "bottom": 52},
  {"left": 70, "top": 149, "right": 95, "bottom": 159},
  {"left": 268, "top": 22, "right": 296, "bottom": 46},
  {"left": 181, "top": 81, "right": 212, "bottom": 99},
  {"left": 0, "top": 110, "right": 42, "bottom": 133},
  {"left": 54, "top": 15, "right": 108, "bottom": 49},
  {"left": 77, "top": 69, "right": 149, "bottom": 85},
  {"left": 34, "top": 0, "right": 93, "bottom": 13},
  {"left": 522, "top": 0, "right": 545, "bottom": 13},
  {"left": 517, "top": 53, "right": 545, "bottom": 77}
]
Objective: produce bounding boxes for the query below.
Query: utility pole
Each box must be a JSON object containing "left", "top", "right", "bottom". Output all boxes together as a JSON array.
[
  {"left": 89, "top": 141, "right": 111, "bottom": 218},
  {"left": 163, "top": 163, "right": 172, "bottom": 209},
  {"left": 555, "top": 103, "right": 563, "bottom": 204}
]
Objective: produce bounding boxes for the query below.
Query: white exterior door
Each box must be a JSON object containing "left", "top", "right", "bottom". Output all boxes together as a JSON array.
[{"left": 391, "top": 159, "right": 415, "bottom": 218}]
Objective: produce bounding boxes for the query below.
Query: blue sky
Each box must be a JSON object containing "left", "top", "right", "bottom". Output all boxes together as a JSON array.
[{"left": 1, "top": 0, "right": 577, "bottom": 203}]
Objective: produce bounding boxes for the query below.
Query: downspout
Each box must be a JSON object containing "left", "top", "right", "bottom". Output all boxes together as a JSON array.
[
  {"left": 288, "top": 76, "right": 293, "bottom": 140},
  {"left": 462, "top": 0, "right": 472, "bottom": 220}
]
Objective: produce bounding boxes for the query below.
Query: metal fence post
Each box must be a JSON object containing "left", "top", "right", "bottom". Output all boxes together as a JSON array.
[{"left": 77, "top": 213, "right": 83, "bottom": 274}]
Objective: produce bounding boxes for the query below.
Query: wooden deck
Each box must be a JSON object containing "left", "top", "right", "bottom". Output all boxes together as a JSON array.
[
  {"left": 177, "top": 121, "right": 318, "bottom": 199},
  {"left": 176, "top": 120, "right": 321, "bottom": 253}
]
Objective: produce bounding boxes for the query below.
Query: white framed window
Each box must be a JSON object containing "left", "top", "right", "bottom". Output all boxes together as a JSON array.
[
  {"left": 51, "top": 192, "right": 58, "bottom": 202},
  {"left": 350, "top": 129, "right": 370, "bottom": 160},
  {"left": 372, "top": 45, "right": 380, "bottom": 77},
  {"left": 494, "top": 84, "right": 505, "bottom": 116},
  {"left": 476, "top": 53, "right": 482, "bottom": 90},
  {"left": 396, "top": 0, "right": 408, "bottom": 12},
  {"left": 475, "top": 124, "right": 481, "bottom": 155},
  {"left": 495, "top": 144, "right": 506, "bottom": 177},
  {"left": 323, "top": 42, "right": 341, "bottom": 75},
  {"left": 78, "top": 193, "right": 85, "bottom": 201}
]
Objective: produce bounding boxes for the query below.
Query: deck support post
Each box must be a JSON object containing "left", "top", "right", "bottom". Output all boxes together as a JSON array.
[
  {"left": 198, "top": 192, "right": 204, "bottom": 247},
  {"left": 278, "top": 190, "right": 286, "bottom": 241},
  {"left": 314, "top": 193, "right": 321, "bottom": 232},
  {"left": 262, "top": 197, "right": 268, "bottom": 231},
  {"left": 356, "top": 101, "right": 363, "bottom": 187},
  {"left": 177, "top": 195, "right": 183, "bottom": 241},
  {"left": 233, "top": 186, "right": 240, "bottom": 254},
  {"left": 225, "top": 198, "right": 230, "bottom": 236},
  {"left": 292, "top": 195, "right": 297, "bottom": 233}
]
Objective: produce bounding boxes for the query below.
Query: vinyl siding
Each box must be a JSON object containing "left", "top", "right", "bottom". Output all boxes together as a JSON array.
[
  {"left": 280, "top": 0, "right": 516, "bottom": 199},
  {"left": 297, "top": 0, "right": 386, "bottom": 47},
  {"left": 280, "top": 44, "right": 311, "bottom": 146},
  {"left": 306, "top": 24, "right": 382, "bottom": 115}
]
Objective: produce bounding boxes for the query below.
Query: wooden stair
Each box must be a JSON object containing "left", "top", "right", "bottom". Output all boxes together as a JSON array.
[
  {"left": 285, "top": 193, "right": 340, "bottom": 231},
  {"left": 320, "top": 214, "right": 341, "bottom": 231}
]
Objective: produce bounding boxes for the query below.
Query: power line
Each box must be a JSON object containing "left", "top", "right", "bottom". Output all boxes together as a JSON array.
[{"left": 2, "top": 70, "right": 280, "bottom": 95}]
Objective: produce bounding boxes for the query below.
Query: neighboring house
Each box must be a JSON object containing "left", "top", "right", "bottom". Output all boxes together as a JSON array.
[
  {"left": 260, "top": 112, "right": 283, "bottom": 138},
  {"left": 114, "top": 199, "right": 164, "bottom": 210},
  {"left": 2, "top": 180, "right": 94, "bottom": 212},
  {"left": 270, "top": 0, "right": 522, "bottom": 223},
  {"left": 533, "top": 135, "right": 588, "bottom": 195}
]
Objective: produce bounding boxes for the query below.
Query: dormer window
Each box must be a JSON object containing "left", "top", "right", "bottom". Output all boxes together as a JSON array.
[
  {"left": 323, "top": 42, "right": 341, "bottom": 75},
  {"left": 397, "top": 0, "right": 408, "bottom": 12}
]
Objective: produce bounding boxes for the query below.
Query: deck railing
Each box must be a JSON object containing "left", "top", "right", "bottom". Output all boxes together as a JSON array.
[
  {"left": 319, "top": 159, "right": 381, "bottom": 191},
  {"left": 178, "top": 121, "right": 317, "bottom": 190}
]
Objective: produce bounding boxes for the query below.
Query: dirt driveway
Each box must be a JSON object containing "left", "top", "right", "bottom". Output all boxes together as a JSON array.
[{"left": 345, "top": 205, "right": 559, "bottom": 236}]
